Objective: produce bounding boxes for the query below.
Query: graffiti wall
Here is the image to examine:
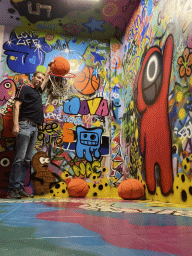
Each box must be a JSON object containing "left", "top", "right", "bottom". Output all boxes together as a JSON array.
[
  {"left": 1, "top": 0, "right": 192, "bottom": 206},
  {"left": 117, "top": 0, "right": 192, "bottom": 205},
  {"left": 0, "top": 21, "right": 113, "bottom": 198}
]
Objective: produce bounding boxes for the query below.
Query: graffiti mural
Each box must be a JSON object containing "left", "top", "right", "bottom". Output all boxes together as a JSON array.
[
  {"left": 118, "top": 0, "right": 192, "bottom": 205},
  {"left": 137, "top": 35, "right": 174, "bottom": 196},
  {"left": 0, "top": 0, "right": 192, "bottom": 206},
  {"left": 3, "top": 31, "right": 51, "bottom": 73}
]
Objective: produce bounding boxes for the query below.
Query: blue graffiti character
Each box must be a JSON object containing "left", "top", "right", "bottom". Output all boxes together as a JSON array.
[
  {"left": 3, "top": 32, "right": 51, "bottom": 74},
  {"left": 76, "top": 126, "right": 103, "bottom": 162}
]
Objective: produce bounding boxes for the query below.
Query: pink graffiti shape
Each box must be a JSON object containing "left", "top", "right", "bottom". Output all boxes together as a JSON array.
[
  {"left": 0, "top": 79, "right": 16, "bottom": 106},
  {"left": 36, "top": 209, "right": 192, "bottom": 255},
  {"left": 187, "top": 33, "right": 192, "bottom": 49}
]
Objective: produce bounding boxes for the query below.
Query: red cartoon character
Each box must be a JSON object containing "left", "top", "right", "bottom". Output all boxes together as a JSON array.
[{"left": 137, "top": 35, "right": 174, "bottom": 195}]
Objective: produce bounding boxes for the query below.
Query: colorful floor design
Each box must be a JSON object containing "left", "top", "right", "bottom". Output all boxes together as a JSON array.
[{"left": 0, "top": 198, "right": 192, "bottom": 255}]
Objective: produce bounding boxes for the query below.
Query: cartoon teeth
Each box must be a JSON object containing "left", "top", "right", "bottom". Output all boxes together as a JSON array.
[{"left": 81, "top": 132, "right": 99, "bottom": 146}]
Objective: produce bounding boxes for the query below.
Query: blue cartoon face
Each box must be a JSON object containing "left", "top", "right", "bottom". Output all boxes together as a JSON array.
[
  {"left": 80, "top": 132, "right": 99, "bottom": 146},
  {"left": 3, "top": 32, "right": 51, "bottom": 74},
  {"left": 76, "top": 126, "right": 103, "bottom": 162}
]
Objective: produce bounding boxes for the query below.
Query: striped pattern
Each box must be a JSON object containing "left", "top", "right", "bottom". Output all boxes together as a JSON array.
[{"left": 15, "top": 83, "right": 34, "bottom": 98}]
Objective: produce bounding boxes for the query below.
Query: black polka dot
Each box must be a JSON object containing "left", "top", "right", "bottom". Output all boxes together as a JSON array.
[
  {"left": 172, "top": 145, "right": 177, "bottom": 154},
  {"left": 55, "top": 184, "right": 60, "bottom": 189},
  {"left": 65, "top": 174, "right": 69, "bottom": 177},
  {"left": 189, "top": 186, "right": 192, "bottom": 195},
  {"left": 177, "top": 174, "right": 179, "bottom": 177},
  {"left": 16, "top": 17, "right": 20, "bottom": 21},
  {"left": 181, "top": 190, "right": 187, "bottom": 202},
  {"left": 176, "top": 186, "right": 178, "bottom": 189},
  {"left": 53, "top": 194, "right": 55, "bottom": 197},
  {"left": 103, "top": 168, "right": 106, "bottom": 172},
  {"left": 50, "top": 190, "right": 53, "bottom": 193},
  {"left": 93, "top": 176, "right": 96, "bottom": 180},
  {"left": 181, "top": 174, "right": 185, "bottom": 182},
  {"left": 98, "top": 185, "right": 103, "bottom": 190},
  {"left": 93, "top": 184, "right": 96, "bottom": 188},
  {"left": 8, "top": 8, "right": 16, "bottom": 14},
  {"left": 93, "top": 192, "right": 97, "bottom": 197},
  {"left": 105, "top": 183, "right": 108, "bottom": 187},
  {"left": 88, "top": 185, "right": 90, "bottom": 189},
  {"left": 186, "top": 158, "right": 189, "bottom": 163},
  {"left": 137, "top": 176, "right": 140, "bottom": 180},
  {"left": 62, "top": 189, "right": 66, "bottom": 193}
]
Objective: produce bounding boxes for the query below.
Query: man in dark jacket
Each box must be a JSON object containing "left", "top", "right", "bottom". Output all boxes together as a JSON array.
[{"left": 8, "top": 64, "right": 52, "bottom": 199}]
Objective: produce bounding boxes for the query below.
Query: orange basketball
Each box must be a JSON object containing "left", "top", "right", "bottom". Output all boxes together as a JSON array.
[
  {"left": 74, "top": 66, "right": 100, "bottom": 95},
  {"left": 50, "top": 57, "right": 70, "bottom": 76},
  {"left": 118, "top": 179, "right": 145, "bottom": 200},
  {"left": 67, "top": 179, "right": 89, "bottom": 197}
]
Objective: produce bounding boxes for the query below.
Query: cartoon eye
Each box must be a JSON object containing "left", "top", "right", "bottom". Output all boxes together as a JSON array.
[
  {"left": 39, "top": 157, "right": 46, "bottom": 164},
  {"left": 142, "top": 51, "right": 163, "bottom": 105},
  {"left": 45, "top": 158, "right": 50, "bottom": 164},
  {"left": 90, "top": 134, "right": 96, "bottom": 140},
  {"left": 4, "top": 82, "right": 12, "bottom": 89},
  {"left": 0, "top": 157, "right": 11, "bottom": 167}
]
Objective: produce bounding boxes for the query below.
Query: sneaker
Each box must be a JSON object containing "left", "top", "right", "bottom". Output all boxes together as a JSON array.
[
  {"left": 8, "top": 189, "right": 21, "bottom": 199},
  {"left": 19, "top": 190, "right": 34, "bottom": 198}
]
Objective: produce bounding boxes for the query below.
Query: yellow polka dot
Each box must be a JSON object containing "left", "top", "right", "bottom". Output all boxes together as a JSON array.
[
  {"left": 46, "top": 105, "right": 55, "bottom": 113},
  {"left": 93, "top": 121, "right": 101, "bottom": 127},
  {"left": 176, "top": 91, "right": 183, "bottom": 102},
  {"left": 178, "top": 108, "right": 186, "bottom": 120},
  {"left": 135, "top": 128, "right": 138, "bottom": 140},
  {"left": 130, "top": 101, "right": 134, "bottom": 110},
  {"left": 113, "top": 77, "right": 119, "bottom": 84}
]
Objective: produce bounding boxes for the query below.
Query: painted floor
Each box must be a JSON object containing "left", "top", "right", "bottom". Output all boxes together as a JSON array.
[{"left": 0, "top": 198, "right": 192, "bottom": 256}]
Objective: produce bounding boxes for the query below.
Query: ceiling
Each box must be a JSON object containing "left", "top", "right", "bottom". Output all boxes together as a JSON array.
[{"left": 0, "top": 0, "right": 141, "bottom": 40}]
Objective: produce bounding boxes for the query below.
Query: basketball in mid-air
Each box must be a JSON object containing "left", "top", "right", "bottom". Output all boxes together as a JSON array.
[
  {"left": 67, "top": 178, "right": 89, "bottom": 197},
  {"left": 74, "top": 66, "right": 100, "bottom": 95},
  {"left": 50, "top": 57, "right": 70, "bottom": 76}
]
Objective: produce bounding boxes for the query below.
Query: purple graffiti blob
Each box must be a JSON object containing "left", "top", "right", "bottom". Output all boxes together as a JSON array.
[{"left": 3, "top": 32, "right": 51, "bottom": 74}]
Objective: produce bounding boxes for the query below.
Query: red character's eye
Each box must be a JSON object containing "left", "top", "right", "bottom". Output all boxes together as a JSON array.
[
  {"left": 0, "top": 157, "right": 11, "bottom": 167},
  {"left": 142, "top": 51, "right": 163, "bottom": 105}
]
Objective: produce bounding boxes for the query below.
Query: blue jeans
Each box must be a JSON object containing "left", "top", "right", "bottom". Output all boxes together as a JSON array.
[{"left": 8, "top": 121, "right": 38, "bottom": 191}]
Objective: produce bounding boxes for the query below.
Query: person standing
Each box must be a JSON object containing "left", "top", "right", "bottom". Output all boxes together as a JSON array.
[{"left": 8, "top": 64, "right": 52, "bottom": 199}]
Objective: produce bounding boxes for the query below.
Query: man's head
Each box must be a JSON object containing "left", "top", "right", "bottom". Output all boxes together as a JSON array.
[{"left": 31, "top": 72, "right": 45, "bottom": 89}]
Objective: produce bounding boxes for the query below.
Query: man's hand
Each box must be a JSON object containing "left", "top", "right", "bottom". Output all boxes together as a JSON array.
[
  {"left": 41, "top": 61, "right": 54, "bottom": 90},
  {"left": 12, "top": 124, "right": 19, "bottom": 137}
]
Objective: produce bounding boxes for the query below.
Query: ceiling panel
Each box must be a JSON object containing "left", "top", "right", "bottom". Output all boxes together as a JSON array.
[{"left": 0, "top": 0, "right": 140, "bottom": 40}]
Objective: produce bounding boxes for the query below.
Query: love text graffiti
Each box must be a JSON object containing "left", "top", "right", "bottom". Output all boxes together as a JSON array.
[{"left": 3, "top": 32, "right": 51, "bottom": 74}]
